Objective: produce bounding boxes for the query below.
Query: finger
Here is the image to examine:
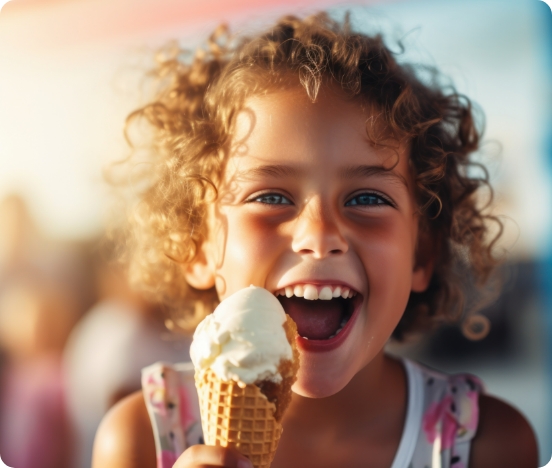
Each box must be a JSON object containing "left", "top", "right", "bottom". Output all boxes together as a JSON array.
[{"left": 174, "top": 444, "right": 253, "bottom": 468}]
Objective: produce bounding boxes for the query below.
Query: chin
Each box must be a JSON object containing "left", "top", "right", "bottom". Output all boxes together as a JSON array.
[
  {"left": 291, "top": 367, "right": 351, "bottom": 398},
  {"left": 290, "top": 321, "right": 369, "bottom": 398}
]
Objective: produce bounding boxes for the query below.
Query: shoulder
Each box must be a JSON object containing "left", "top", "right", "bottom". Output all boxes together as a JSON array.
[
  {"left": 92, "top": 390, "right": 157, "bottom": 468},
  {"left": 470, "top": 394, "right": 538, "bottom": 468}
]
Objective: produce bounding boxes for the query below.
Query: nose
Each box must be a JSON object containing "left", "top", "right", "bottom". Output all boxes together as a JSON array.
[{"left": 291, "top": 198, "right": 348, "bottom": 258}]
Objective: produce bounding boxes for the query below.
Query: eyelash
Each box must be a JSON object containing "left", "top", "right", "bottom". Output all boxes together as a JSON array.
[
  {"left": 246, "top": 192, "right": 293, "bottom": 205},
  {"left": 246, "top": 191, "right": 393, "bottom": 208},
  {"left": 345, "top": 192, "right": 393, "bottom": 207}
]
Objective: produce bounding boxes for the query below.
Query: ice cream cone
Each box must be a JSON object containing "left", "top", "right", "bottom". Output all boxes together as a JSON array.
[
  {"left": 195, "top": 368, "right": 282, "bottom": 468},
  {"left": 191, "top": 288, "right": 299, "bottom": 468}
]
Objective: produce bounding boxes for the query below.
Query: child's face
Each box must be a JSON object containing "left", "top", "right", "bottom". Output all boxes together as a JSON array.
[{"left": 190, "top": 86, "right": 432, "bottom": 398}]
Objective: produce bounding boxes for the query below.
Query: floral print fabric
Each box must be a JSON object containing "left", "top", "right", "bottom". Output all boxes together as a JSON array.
[
  {"left": 141, "top": 362, "right": 203, "bottom": 468},
  {"left": 142, "top": 359, "right": 483, "bottom": 468},
  {"left": 409, "top": 362, "right": 484, "bottom": 468}
]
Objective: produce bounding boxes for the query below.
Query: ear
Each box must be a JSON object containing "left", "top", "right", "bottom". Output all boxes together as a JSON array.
[
  {"left": 182, "top": 247, "right": 216, "bottom": 290},
  {"left": 411, "top": 257, "right": 434, "bottom": 292},
  {"left": 411, "top": 225, "right": 435, "bottom": 293}
]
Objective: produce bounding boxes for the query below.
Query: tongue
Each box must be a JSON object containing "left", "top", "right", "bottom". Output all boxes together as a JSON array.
[{"left": 278, "top": 297, "right": 343, "bottom": 340}]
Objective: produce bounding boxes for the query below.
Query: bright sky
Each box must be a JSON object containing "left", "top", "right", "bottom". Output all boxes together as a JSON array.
[{"left": 0, "top": 0, "right": 550, "bottom": 258}]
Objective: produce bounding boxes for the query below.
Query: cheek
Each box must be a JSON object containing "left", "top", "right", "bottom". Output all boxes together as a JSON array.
[
  {"left": 215, "top": 211, "right": 288, "bottom": 294},
  {"left": 355, "top": 222, "right": 416, "bottom": 320},
  {"left": 227, "top": 214, "right": 283, "bottom": 259}
]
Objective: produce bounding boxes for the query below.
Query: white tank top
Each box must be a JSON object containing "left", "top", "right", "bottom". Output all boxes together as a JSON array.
[{"left": 141, "top": 358, "right": 484, "bottom": 468}]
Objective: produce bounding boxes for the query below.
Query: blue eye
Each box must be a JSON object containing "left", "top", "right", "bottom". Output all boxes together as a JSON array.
[
  {"left": 346, "top": 193, "right": 389, "bottom": 206},
  {"left": 251, "top": 193, "right": 292, "bottom": 205}
]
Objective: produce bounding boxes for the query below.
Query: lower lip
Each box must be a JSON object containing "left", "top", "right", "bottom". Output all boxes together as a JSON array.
[{"left": 296, "top": 300, "right": 361, "bottom": 352}]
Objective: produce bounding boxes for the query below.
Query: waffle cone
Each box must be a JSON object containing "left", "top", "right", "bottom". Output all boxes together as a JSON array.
[
  {"left": 195, "top": 369, "right": 282, "bottom": 467},
  {"left": 195, "top": 315, "right": 299, "bottom": 468}
]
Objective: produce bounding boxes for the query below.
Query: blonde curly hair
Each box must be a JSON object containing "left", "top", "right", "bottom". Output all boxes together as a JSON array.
[{"left": 116, "top": 12, "right": 502, "bottom": 339}]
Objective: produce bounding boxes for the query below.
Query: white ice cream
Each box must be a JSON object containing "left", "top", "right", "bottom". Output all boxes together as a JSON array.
[{"left": 190, "top": 285, "right": 292, "bottom": 385}]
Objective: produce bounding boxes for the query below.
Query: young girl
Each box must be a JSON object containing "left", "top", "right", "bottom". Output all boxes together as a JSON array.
[{"left": 93, "top": 13, "right": 538, "bottom": 468}]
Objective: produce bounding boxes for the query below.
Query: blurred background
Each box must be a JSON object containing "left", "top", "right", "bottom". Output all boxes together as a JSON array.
[{"left": 0, "top": 0, "right": 550, "bottom": 466}]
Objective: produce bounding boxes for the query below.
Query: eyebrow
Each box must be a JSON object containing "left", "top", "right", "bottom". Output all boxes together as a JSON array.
[
  {"left": 236, "top": 163, "right": 408, "bottom": 188},
  {"left": 338, "top": 164, "right": 409, "bottom": 188},
  {"left": 236, "top": 164, "right": 304, "bottom": 180}
]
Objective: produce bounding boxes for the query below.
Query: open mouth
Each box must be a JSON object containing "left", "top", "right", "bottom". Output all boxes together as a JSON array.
[{"left": 274, "top": 284, "right": 361, "bottom": 344}]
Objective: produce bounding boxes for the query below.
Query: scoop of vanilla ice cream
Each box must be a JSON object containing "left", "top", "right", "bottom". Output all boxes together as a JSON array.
[{"left": 190, "top": 285, "right": 292, "bottom": 385}]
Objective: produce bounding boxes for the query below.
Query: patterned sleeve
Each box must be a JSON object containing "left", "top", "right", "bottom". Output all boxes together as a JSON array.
[{"left": 141, "top": 362, "right": 203, "bottom": 468}]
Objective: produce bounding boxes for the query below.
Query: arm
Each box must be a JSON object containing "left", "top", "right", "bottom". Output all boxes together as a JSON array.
[
  {"left": 92, "top": 390, "right": 253, "bottom": 468},
  {"left": 470, "top": 394, "right": 538, "bottom": 468},
  {"left": 92, "top": 391, "right": 157, "bottom": 468}
]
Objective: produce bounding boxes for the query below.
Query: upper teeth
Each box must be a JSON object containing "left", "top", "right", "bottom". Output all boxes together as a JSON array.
[{"left": 274, "top": 284, "right": 357, "bottom": 300}]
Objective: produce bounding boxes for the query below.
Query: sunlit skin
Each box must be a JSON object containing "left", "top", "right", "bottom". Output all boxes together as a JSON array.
[
  {"left": 91, "top": 83, "right": 539, "bottom": 468},
  {"left": 188, "top": 86, "right": 432, "bottom": 396},
  {"left": 180, "top": 86, "right": 433, "bottom": 466}
]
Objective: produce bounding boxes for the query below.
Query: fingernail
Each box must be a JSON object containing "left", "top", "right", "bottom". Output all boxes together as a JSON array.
[{"left": 238, "top": 459, "right": 253, "bottom": 468}]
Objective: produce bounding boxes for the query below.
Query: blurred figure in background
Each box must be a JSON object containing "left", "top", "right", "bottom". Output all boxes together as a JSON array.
[
  {"left": 0, "top": 280, "right": 74, "bottom": 468},
  {"left": 64, "top": 238, "right": 191, "bottom": 468},
  {"left": 0, "top": 194, "right": 84, "bottom": 468},
  {"left": 0, "top": 194, "right": 45, "bottom": 293},
  {"left": 0, "top": 194, "right": 36, "bottom": 276}
]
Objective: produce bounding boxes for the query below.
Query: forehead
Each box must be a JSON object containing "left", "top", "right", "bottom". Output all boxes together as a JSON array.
[{"left": 226, "top": 86, "right": 411, "bottom": 185}]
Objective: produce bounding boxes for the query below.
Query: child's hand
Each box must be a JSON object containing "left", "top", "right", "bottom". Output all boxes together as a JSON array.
[{"left": 174, "top": 445, "right": 254, "bottom": 468}]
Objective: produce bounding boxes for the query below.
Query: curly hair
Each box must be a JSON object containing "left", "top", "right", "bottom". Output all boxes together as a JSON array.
[{"left": 117, "top": 12, "right": 502, "bottom": 339}]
